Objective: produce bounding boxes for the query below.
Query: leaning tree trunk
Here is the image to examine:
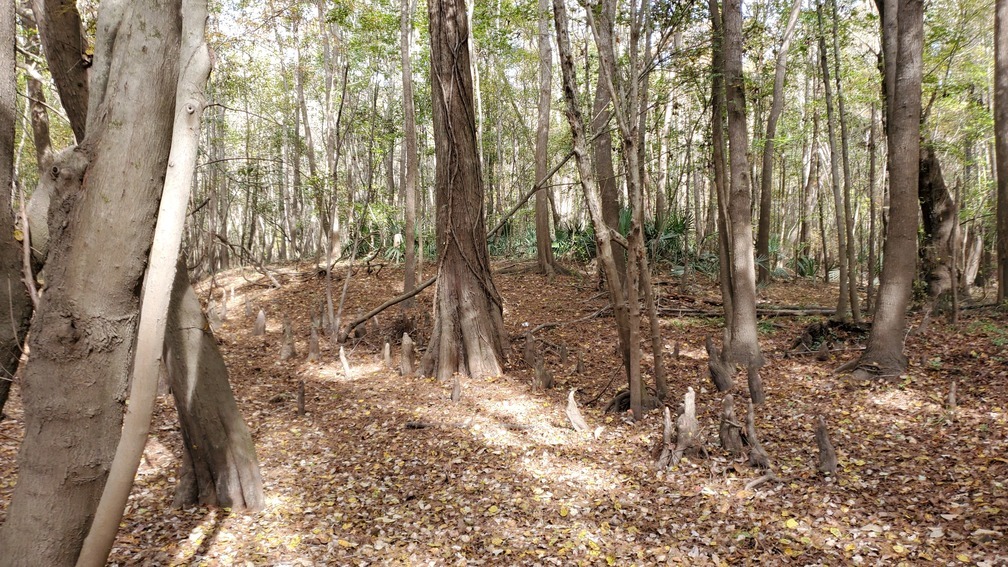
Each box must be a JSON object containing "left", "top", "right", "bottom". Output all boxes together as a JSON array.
[
  {"left": 755, "top": 0, "right": 802, "bottom": 285},
  {"left": 0, "top": 0, "right": 34, "bottom": 419},
  {"left": 552, "top": 0, "right": 631, "bottom": 390},
  {"left": 853, "top": 0, "right": 922, "bottom": 379},
  {"left": 419, "top": 0, "right": 508, "bottom": 381},
  {"left": 165, "top": 260, "right": 264, "bottom": 510},
  {"left": 0, "top": 3, "right": 181, "bottom": 564},
  {"left": 30, "top": 0, "right": 89, "bottom": 143}
]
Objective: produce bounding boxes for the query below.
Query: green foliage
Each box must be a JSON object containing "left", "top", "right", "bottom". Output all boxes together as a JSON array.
[{"left": 553, "top": 220, "right": 597, "bottom": 262}]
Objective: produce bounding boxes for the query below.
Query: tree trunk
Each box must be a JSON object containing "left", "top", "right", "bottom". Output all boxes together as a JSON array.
[
  {"left": 401, "top": 0, "right": 419, "bottom": 306},
  {"left": 818, "top": 3, "right": 851, "bottom": 320},
  {"left": 534, "top": 0, "right": 557, "bottom": 276},
  {"left": 867, "top": 104, "right": 878, "bottom": 311},
  {"left": 0, "top": 0, "right": 33, "bottom": 420},
  {"left": 30, "top": 0, "right": 88, "bottom": 143},
  {"left": 165, "top": 261, "right": 264, "bottom": 510},
  {"left": 552, "top": 0, "right": 631, "bottom": 396},
  {"left": 831, "top": 0, "right": 862, "bottom": 322},
  {"left": 419, "top": 0, "right": 508, "bottom": 381},
  {"left": 0, "top": 3, "right": 181, "bottom": 564},
  {"left": 996, "top": 0, "right": 1008, "bottom": 303},
  {"left": 723, "top": 0, "right": 763, "bottom": 368},
  {"left": 918, "top": 143, "right": 959, "bottom": 300},
  {"left": 709, "top": 0, "right": 734, "bottom": 339},
  {"left": 853, "top": 0, "right": 922, "bottom": 378},
  {"left": 591, "top": 68, "right": 625, "bottom": 285},
  {"left": 756, "top": 0, "right": 802, "bottom": 285}
]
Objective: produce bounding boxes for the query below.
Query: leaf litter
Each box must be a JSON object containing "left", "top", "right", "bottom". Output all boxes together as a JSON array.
[{"left": 1, "top": 262, "right": 1006, "bottom": 565}]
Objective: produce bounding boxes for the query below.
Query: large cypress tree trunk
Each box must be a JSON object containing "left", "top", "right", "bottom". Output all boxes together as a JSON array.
[
  {"left": 853, "top": 0, "right": 922, "bottom": 378},
  {"left": 0, "top": 0, "right": 33, "bottom": 420},
  {"left": 0, "top": 3, "right": 181, "bottom": 564},
  {"left": 420, "top": 0, "right": 508, "bottom": 381}
]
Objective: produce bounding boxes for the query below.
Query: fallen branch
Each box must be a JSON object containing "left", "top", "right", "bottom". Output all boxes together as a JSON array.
[
  {"left": 527, "top": 305, "right": 609, "bottom": 336},
  {"left": 214, "top": 232, "right": 282, "bottom": 288}
]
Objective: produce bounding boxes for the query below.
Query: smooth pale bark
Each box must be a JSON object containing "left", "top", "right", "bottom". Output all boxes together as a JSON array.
[
  {"left": 0, "top": 0, "right": 33, "bottom": 419},
  {"left": 0, "top": 3, "right": 180, "bottom": 564},
  {"left": 996, "top": 0, "right": 1008, "bottom": 303},
  {"left": 420, "top": 0, "right": 507, "bottom": 381},
  {"left": 30, "top": 0, "right": 88, "bottom": 142},
  {"left": 77, "top": 4, "right": 212, "bottom": 562},
  {"left": 854, "top": 0, "right": 922, "bottom": 378},
  {"left": 756, "top": 0, "right": 802, "bottom": 284},
  {"left": 818, "top": 4, "right": 851, "bottom": 320},
  {"left": 723, "top": 0, "right": 762, "bottom": 368},
  {"left": 534, "top": 0, "right": 556, "bottom": 276},
  {"left": 401, "top": 0, "right": 419, "bottom": 304}
]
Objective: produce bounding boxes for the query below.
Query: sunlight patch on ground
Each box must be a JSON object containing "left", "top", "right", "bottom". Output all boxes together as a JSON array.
[{"left": 869, "top": 387, "right": 924, "bottom": 414}]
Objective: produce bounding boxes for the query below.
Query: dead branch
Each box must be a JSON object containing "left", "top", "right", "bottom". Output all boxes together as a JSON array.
[{"left": 213, "top": 232, "right": 282, "bottom": 288}]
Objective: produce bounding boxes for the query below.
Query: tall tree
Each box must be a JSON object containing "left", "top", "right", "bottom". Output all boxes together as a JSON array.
[
  {"left": 851, "top": 0, "right": 923, "bottom": 378},
  {"left": 0, "top": 3, "right": 183, "bottom": 563},
  {"left": 0, "top": 0, "right": 34, "bottom": 420},
  {"left": 420, "top": 0, "right": 508, "bottom": 381},
  {"left": 996, "top": 0, "right": 1008, "bottom": 303},
  {"left": 722, "top": 0, "right": 762, "bottom": 368},
  {"left": 818, "top": 1, "right": 851, "bottom": 320},
  {"left": 534, "top": 0, "right": 558, "bottom": 276},
  {"left": 755, "top": 0, "right": 802, "bottom": 285},
  {"left": 401, "top": 0, "right": 419, "bottom": 304}
]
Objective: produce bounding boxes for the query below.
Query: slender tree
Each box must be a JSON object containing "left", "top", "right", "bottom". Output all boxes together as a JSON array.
[
  {"left": 756, "top": 0, "right": 802, "bottom": 285},
  {"left": 401, "top": 0, "right": 419, "bottom": 304},
  {"left": 534, "top": 0, "right": 557, "bottom": 276},
  {"left": 0, "top": 0, "right": 34, "bottom": 420},
  {"left": 722, "top": 0, "right": 762, "bottom": 368},
  {"left": 852, "top": 0, "right": 923, "bottom": 378},
  {"left": 996, "top": 0, "right": 1008, "bottom": 303}
]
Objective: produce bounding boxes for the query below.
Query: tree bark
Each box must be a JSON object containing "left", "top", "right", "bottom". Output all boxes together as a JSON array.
[
  {"left": 818, "top": 3, "right": 851, "bottom": 320},
  {"left": 0, "top": 3, "right": 181, "bottom": 564},
  {"left": 830, "top": 0, "right": 861, "bottom": 322},
  {"left": 534, "top": 0, "right": 557, "bottom": 276},
  {"left": 401, "top": 0, "right": 419, "bottom": 305},
  {"left": 0, "top": 0, "right": 33, "bottom": 420},
  {"left": 79, "top": 8, "right": 214, "bottom": 556},
  {"left": 552, "top": 0, "right": 631, "bottom": 396},
  {"left": 723, "top": 0, "right": 763, "bottom": 368},
  {"left": 709, "top": 0, "right": 734, "bottom": 340},
  {"left": 996, "top": 0, "right": 1008, "bottom": 303},
  {"left": 30, "top": 0, "right": 88, "bottom": 143},
  {"left": 853, "top": 0, "right": 922, "bottom": 378},
  {"left": 420, "top": 0, "right": 507, "bottom": 381},
  {"left": 756, "top": 0, "right": 802, "bottom": 285}
]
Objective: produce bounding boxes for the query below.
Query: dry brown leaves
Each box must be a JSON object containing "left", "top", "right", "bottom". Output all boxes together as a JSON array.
[{"left": 1, "top": 262, "right": 1006, "bottom": 565}]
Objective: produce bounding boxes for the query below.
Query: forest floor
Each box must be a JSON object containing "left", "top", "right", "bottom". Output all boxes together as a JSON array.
[{"left": 1, "top": 260, "right": 1007, "bottom": 566}]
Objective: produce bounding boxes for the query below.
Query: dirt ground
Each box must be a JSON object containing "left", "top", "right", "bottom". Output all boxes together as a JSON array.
[{"left": 1, "top": 261, "right": 1006, "bottom": 565}]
